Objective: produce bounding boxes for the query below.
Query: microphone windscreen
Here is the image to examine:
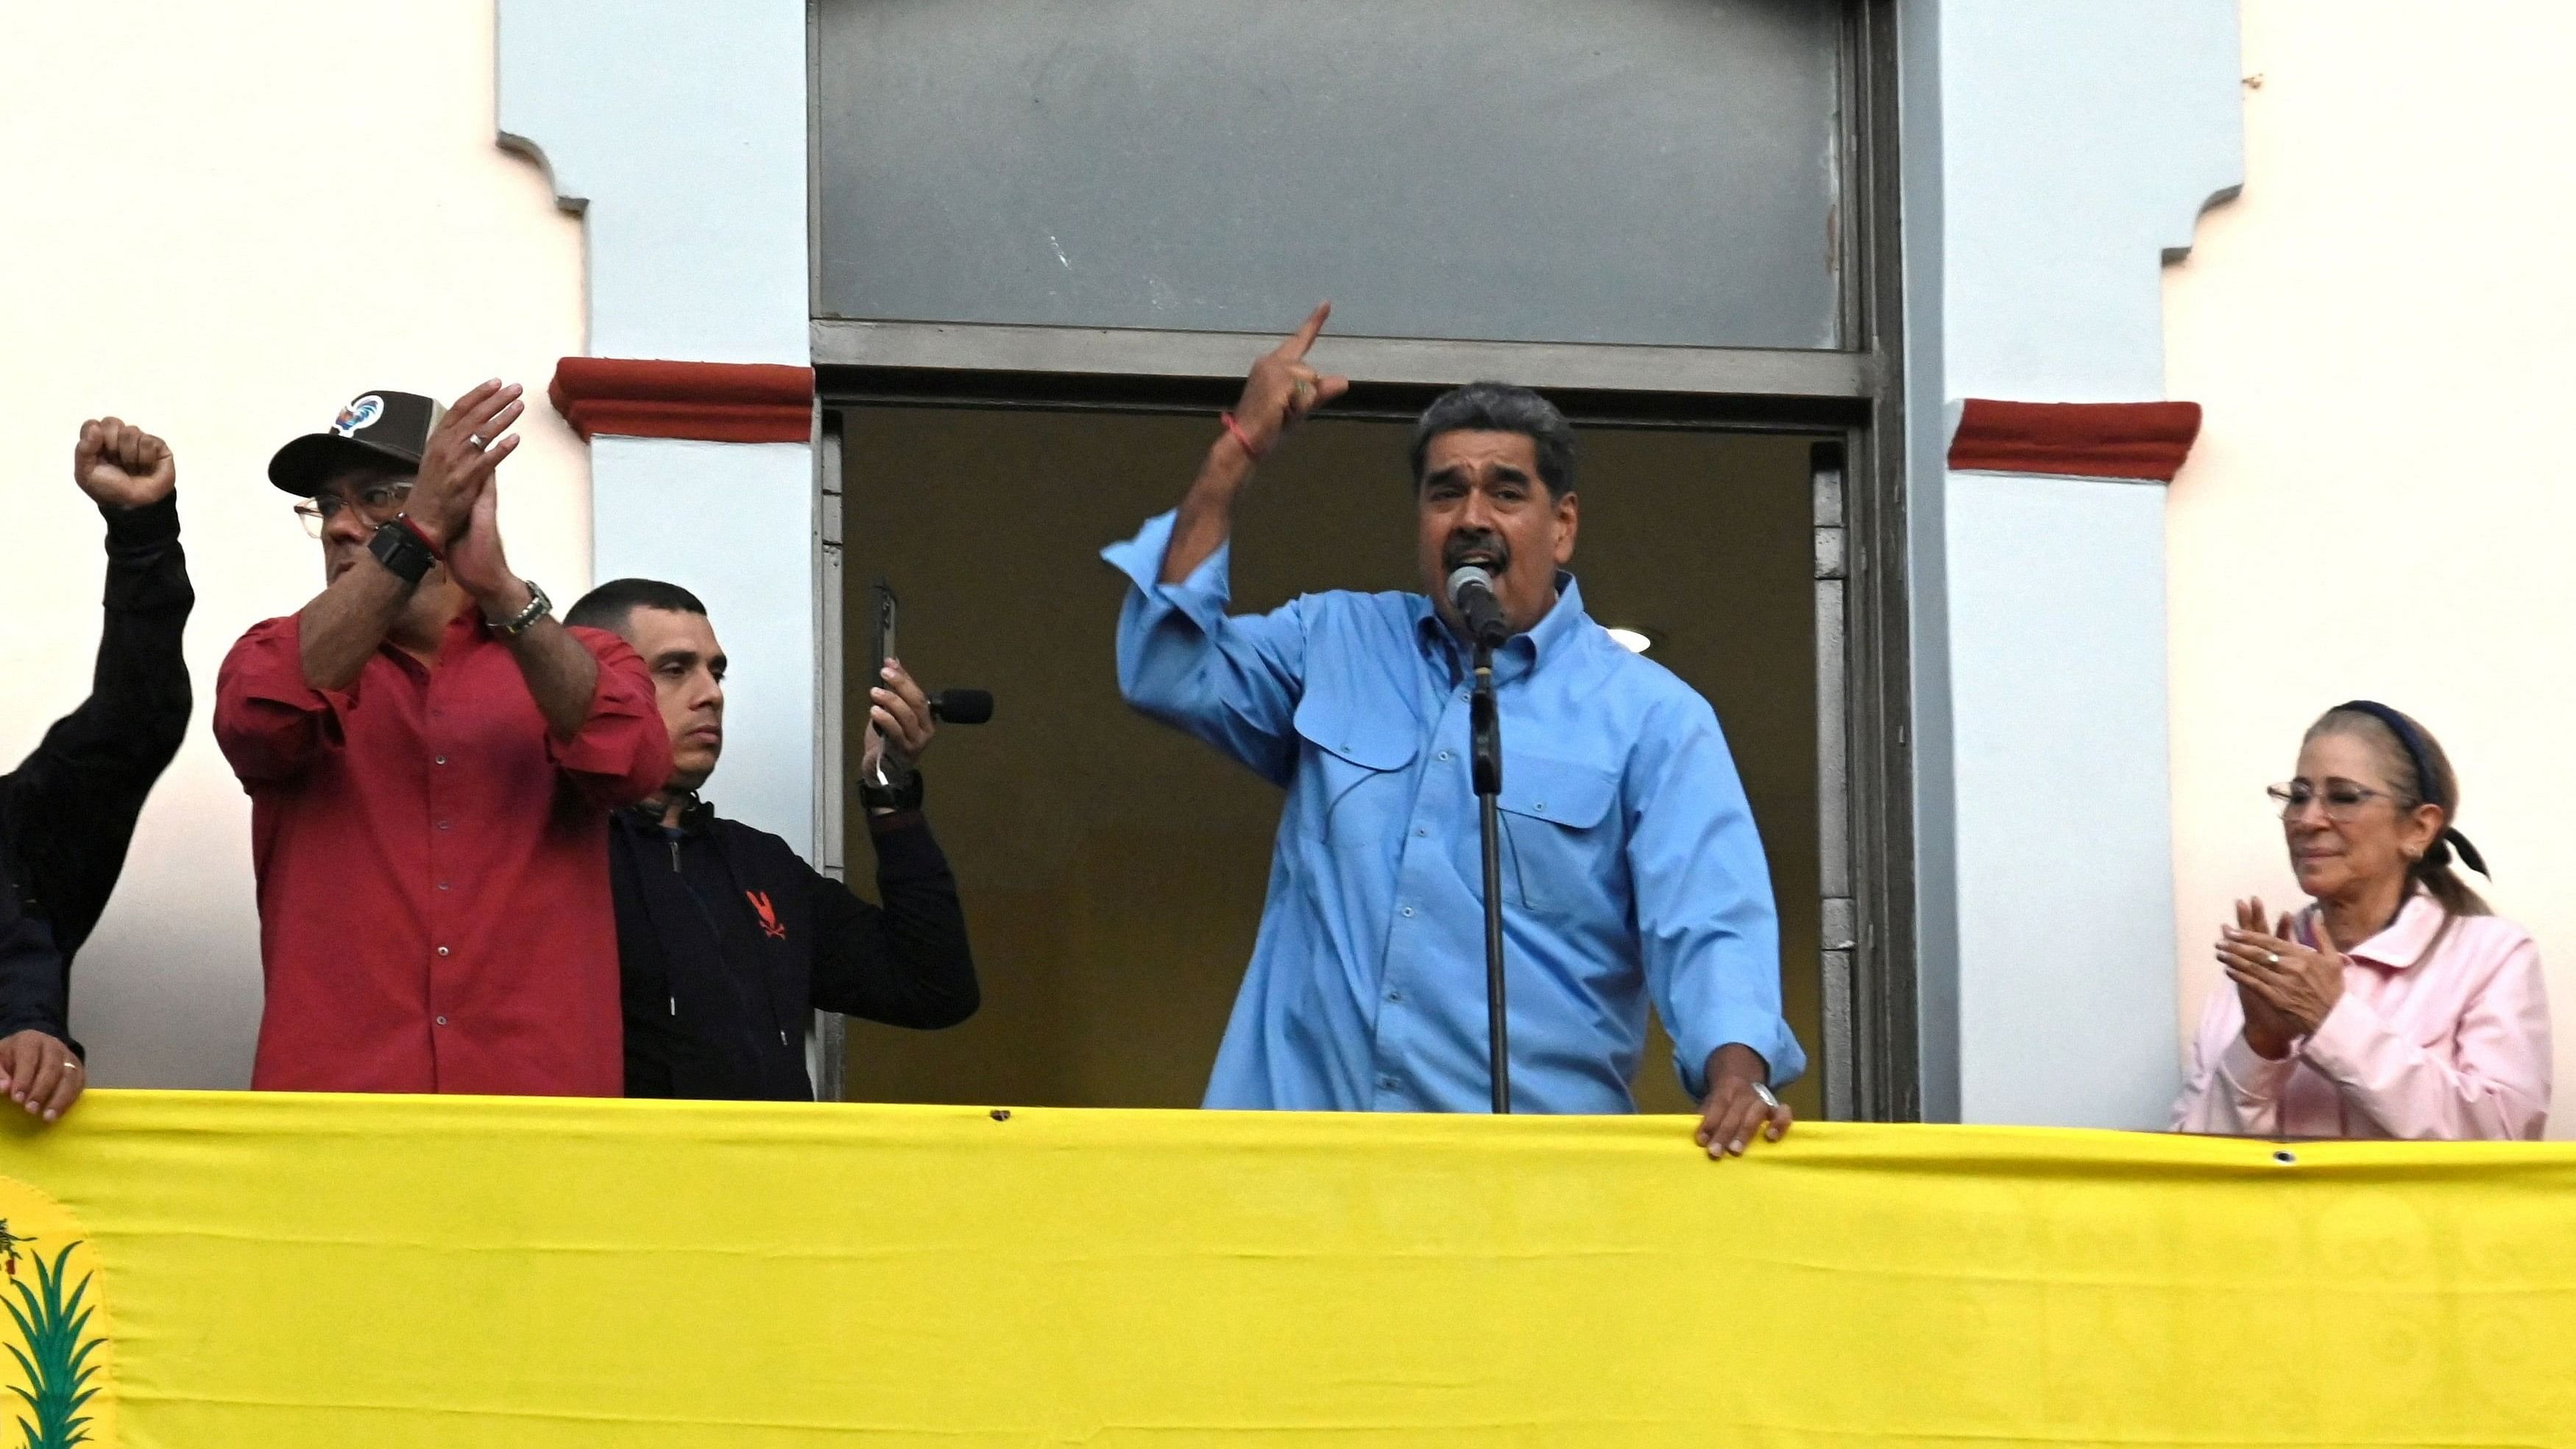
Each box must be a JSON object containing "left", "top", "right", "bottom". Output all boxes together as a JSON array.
[
  {"left": 1446, "top": 564, "right": 1497, "bottom": 605},
  {"left": 930, "top": 689, "right": 994, "bottom": 725}
]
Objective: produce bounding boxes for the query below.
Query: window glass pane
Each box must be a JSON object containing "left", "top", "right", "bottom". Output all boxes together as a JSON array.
[{"left": 817, "top": 0, "right": 1844, "bottom": 349}]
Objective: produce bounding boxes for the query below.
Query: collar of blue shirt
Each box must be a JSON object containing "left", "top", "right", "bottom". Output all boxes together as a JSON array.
[{"left": 1413, "top": 570, "right": 1590, "bottom": 683}]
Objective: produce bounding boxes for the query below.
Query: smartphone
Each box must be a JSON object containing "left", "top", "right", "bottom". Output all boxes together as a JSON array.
[
  {"left": 868, "top": 580, "right": 899, "bottom": 684},
  {"left": 863, "top": 582, "right": 907, "bottom": 790}
]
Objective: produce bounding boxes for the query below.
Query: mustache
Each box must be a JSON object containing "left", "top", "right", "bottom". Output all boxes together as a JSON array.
[{"left": 1442, "top": 531, "right": 1510, "bottom": 572}]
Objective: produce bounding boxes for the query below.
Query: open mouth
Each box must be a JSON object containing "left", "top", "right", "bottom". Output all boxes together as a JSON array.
[{"left": 1445, "top": 540, "right": 1507, "bottom": 573}]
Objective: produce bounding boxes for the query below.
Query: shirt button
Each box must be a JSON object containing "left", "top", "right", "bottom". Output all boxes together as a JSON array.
[
  {"left": 434, "top": 754, "right": 447, "bottom": 766},
  {"left": 436, "top": 820, "right": 452, "bottom": 831},
  {"left": 436, "top": 882, "right": 450, "bottom": 891},
  {"left": 1376, "top": 1074, "right": 1398, "bottom": 1091},
  {"left": 1387, "top": 989, "right": 1404, "bottom": 1003},
  {"left": 436, "top": 946, "right": 451, "bottom": 957},
  {"left": 1437, "top": 750, "right": 1452, "bottom": 762},
  {"left": 1400, "top": 906, "right": 1415, "bottom": 918},
  {"left": 434, "top": 1016, "right": 449, "bottom": 1027},
  {"left": 1535, "top": 802, "right": 1546, "bottom": 813},
  {"left": 1415, "top": 827, "right": 1427, "bottom": 837}
]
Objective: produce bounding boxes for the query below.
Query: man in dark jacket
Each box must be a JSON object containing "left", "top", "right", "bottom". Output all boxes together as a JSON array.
[
  {"left": 565, "top": 578, "right": 976, "bottom": 1100},
  {"left": 1, "top": 419, "right": 194, "bottom": 1123}
]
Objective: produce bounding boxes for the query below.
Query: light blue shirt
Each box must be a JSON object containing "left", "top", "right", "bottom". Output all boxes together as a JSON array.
[{"left": 1105, "top": 510, "right": 1805, "bottom": 1113}]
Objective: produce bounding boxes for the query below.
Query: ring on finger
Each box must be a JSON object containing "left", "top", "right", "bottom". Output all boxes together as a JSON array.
[
  {"left": 1751, "top": 1082, "right": 1780, "bottom": 1111},
  {"left": 467, "top": 433, "right": 487, "bottom": 449},
  {"left": 2266, "top": 951, "right": 2281, "bottom": 967}
]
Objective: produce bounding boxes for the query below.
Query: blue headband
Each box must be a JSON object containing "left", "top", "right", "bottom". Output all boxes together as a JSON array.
[{"left": 2332, "top": 700, "right": 2488, "bottom": 879}]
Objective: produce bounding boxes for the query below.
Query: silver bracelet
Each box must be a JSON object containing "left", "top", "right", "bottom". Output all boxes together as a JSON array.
[{"left": 488, "top": 579, "right": 552, "bottom": 637}]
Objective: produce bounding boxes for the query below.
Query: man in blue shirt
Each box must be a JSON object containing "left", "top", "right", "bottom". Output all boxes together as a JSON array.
[{"left": 1104, "top": 305, "right": 1803, "bottom": 1158}]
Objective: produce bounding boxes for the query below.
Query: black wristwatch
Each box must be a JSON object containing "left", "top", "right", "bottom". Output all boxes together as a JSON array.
[
  {"left": 368, "top": 519, "right": 436, "bottom": 586},
  {"left": 857, "top": 762, "right": 924, "bottom": 813}
]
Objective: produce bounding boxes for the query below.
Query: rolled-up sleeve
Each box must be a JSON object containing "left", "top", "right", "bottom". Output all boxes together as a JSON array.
[
  {"left": 1102, "top": 510, "right": 1309, "bottom": 786},
  {"left": 2299, "top": 940, "right": 2551, "bottom": 1141},
  {"left": 1627, "top": 695, "right": 1802, "bottom": 1098},
  {"left": 551, "top": 628, "right": 673, "bottom": 809},
  {"left": 213, "top": 616, "right": 340, "bottom": 787}
]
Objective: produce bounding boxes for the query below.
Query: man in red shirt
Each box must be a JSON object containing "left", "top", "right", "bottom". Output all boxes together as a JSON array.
[{"left": 214, "top": 382, "right": 670, "bottom": 1095}]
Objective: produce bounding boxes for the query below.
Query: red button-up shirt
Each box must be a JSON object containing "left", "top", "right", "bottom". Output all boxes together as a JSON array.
[{"left": 214, "top": 608, "right": 671, "bottom": 1096}]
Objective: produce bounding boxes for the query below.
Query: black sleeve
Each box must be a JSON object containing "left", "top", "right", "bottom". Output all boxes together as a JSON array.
[
  {"left": 807, "top": 813, "right": 978, "bottom": 1029},
  {"left": 7, "top": 492, "right": 194, "bottom": 970},
  {"left": 0, "top": 884, "right": 74, "bottom": 1052}
]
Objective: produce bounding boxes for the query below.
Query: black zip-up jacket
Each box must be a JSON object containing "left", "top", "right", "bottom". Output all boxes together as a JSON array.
[
  {"left": 0, "top": 492, "right": 194, "bottom": 1052},
  {"left": 609, "top": 801, "right": 976, "bottom": 1099}
]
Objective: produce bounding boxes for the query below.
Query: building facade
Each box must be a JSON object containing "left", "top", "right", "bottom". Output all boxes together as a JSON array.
[{"left": 4, "top": 0, "right": 2560, "bottom": 1132}]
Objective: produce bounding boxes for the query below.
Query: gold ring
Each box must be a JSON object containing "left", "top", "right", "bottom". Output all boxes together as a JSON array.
[{"left": 2266, "top": 952, "right": 2281, "bottom": 967}]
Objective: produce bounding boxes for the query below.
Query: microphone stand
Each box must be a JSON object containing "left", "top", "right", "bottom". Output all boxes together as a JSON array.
[{"left": 1470, "top": 637, "right": 1510, "bottom": 1114}]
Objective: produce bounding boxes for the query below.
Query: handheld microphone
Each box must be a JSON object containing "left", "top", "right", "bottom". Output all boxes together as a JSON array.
[
  {"left": 1446, "top": 567, "right": 1511, "bottom": 650},
  {"left": 929, "top": 689, "right": 993, "bottom": 725}
]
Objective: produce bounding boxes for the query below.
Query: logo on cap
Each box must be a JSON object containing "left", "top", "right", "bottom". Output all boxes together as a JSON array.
[{"left": 330, "top": 394, "right": 387, "bottom": 437}]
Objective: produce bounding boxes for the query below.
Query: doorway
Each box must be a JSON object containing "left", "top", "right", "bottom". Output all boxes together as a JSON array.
[{"left": 835, "top": 406, "right": 1825, "bottom": 1119}]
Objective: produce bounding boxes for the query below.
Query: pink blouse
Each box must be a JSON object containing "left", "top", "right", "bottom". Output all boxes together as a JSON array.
[{"left": 2172, "top": 893, "right": 2552, "bottom": 1140}]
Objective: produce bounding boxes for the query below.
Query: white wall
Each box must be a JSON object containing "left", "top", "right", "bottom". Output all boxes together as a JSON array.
[
  {"left": 499, "top": 0, "right": 815, "bottom": 854},
  {"left": 1925, "top": 1, "right": 2242, "bottom": 1127},
  {"left": 0, "top": 5, "right": 587, "bottom": 1087},
  {"left": 591, "top": 439, "right": 815, "bottom": 854},
  {"left": 2165, "top": 0, "right": 2576, "bottom": 1133}
]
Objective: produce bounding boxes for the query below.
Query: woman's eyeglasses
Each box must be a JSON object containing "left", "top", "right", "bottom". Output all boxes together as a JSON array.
[
  {"left": 2266, "top": 782, "right": 2389, "bottom": 823},
  {"left": 293, "top": 481, "right": 414, "bottom": 539}
]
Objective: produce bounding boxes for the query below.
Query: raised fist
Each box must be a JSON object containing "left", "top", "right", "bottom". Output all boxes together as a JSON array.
[{"left": 73, "top": 417, "right": 176, "bottom": 510}]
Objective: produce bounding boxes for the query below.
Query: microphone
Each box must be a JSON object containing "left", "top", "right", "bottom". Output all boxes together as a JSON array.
[
  {"left": 1446, "top": 566, "right": 1511, "bottom": 650},
  {"left": 929, "top": 689, "right": 993, "bottom": 725}
]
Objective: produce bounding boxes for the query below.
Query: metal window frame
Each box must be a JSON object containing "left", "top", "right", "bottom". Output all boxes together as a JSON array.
[{"left": 804, "top": 0, "right": 1916, "bottom": 1120}]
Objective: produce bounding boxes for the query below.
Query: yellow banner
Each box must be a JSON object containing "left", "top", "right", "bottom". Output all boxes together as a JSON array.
[{"left": 0, "top": 1091, "right": 2572, "bottom": 1446}]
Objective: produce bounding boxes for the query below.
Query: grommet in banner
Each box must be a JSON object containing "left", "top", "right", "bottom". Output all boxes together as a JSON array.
[
  {"left": 2271, "top": 1149, "right": 2296, "bottom": 1166},
  {"left": 989, "top": 1109, "right": 1011, "bottom": 1122}
]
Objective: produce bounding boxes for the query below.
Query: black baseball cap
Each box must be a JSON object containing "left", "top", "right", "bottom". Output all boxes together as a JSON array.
[{"left": 267, "top": 390, "right": 442, "bottom": 497}]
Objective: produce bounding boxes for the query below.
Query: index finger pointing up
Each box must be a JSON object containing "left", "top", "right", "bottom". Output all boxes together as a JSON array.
[{"left": 1278, "top": 301, "right": 1333, "bottom": 359}]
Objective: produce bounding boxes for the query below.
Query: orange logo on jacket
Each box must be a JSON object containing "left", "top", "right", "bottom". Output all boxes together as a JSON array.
[{"left": 746, "top": 890, "right": 787, "bottom": 940}]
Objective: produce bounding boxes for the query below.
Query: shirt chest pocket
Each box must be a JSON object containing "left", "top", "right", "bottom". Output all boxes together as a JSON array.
[
  {"left": 1291, "top": 695, "right": 1420, "bottom": 840},
  {"left": 1496, "top": 752, "right": 1624, "bottom": 918}
]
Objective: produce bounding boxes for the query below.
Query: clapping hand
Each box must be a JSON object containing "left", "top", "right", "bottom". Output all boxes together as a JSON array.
[
  {"left": 73, "top": 418, "right": 175, "bottom": 510},
  {"left": 2217, "top": 897, "right": 2346, "bottom": 1051},
  {"left": 420, "top": 381, "right": 528, "bottom": 609}
]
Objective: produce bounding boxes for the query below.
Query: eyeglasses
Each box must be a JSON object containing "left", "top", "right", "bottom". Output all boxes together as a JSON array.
[
  {"left": 2266, "top": 781, "right": 2392, "bottom": 823},
  {"left": 294, "top": 481, "right": 414, "bottom": 538}
]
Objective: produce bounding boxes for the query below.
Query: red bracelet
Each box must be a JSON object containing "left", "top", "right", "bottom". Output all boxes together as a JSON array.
[
  {"left": 394, "top": 513, "right": 446, "bottom": 561},
  {"left": 1219, "top": 411, "right": 1268, "bottom": 463}
]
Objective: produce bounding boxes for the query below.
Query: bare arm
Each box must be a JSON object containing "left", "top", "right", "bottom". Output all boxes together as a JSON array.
[
  {"left": 484, "top": 599, "right": 598, "bottom": 740},
  {"left": 1158, "top": 302, "right": 1349, "bottom": 584},
  {"left": 297, "top": 557, "right": 417, "bottom": 691}
]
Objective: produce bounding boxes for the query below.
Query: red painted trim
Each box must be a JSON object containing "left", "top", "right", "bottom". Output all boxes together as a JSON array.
[
  {"left": 548, "top": 357, "right": 815, "bottom": 444},
  {"left": 1947, "top": 399, "right": 2204, "bottom": 481}
]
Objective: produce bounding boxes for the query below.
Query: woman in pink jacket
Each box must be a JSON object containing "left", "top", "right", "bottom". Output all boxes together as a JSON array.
[{"left": 2174, "top": 701, "right": 2550, "bottom": 1139}]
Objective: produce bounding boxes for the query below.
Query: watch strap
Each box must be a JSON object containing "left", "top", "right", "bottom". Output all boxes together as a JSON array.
[
  {"left": 367, "top": 520, "right": 436, "bottom": 586},
  {"left": 857, "top": 765, "right": 925, "bottom": 813},
  {"left": 488, "top": 579, "right": 553, "bottom": 637}
]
